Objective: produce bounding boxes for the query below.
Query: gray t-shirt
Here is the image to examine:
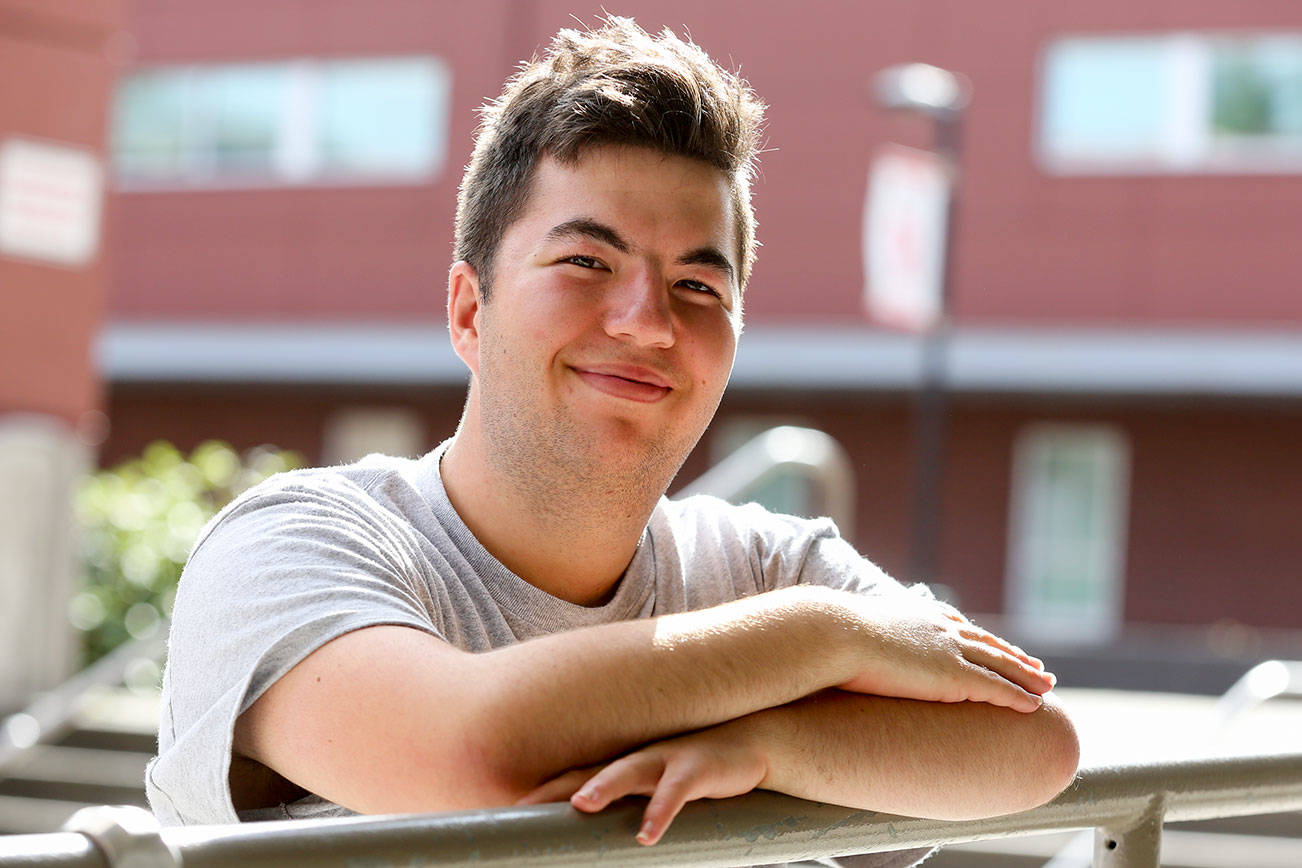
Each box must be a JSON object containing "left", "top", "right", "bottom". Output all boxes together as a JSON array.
[{"left": 147, "top": 443, "right": 932, "bottom": 864}]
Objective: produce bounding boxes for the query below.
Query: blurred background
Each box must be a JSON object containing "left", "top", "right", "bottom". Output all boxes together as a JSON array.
[{"left": 1, "top": 0, "right": 1300, "bottom": 859}]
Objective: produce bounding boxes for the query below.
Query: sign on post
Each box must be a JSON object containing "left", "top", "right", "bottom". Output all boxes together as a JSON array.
[
  {"left": 863, "top": 143, "right": 952, "bottom": 331},
  {"left": 0, "top": 137, "right": 104, "bottom": 268}
]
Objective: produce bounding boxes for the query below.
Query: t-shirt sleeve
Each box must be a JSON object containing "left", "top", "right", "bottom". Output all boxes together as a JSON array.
[
  {"left": 672, "top": 495, "right": 930, "bottom": 601},
  {"left": 146, "top": 472, "right": 444, "bottom": 826},
  {"left": 790, "top": 521, "right": 933, "bottom": 601}
]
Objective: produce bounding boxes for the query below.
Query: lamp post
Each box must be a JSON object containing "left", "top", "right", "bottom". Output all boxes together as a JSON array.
[{"left": 870, "top": 63, "right": 969, "bottom": 589}]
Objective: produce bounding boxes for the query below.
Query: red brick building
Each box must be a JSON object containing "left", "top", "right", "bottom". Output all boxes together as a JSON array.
[{"left": 97, "top": 1, "right": 1302, "bottom": 648}]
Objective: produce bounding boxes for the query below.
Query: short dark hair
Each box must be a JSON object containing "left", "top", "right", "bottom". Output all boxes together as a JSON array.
[{"left": 454, "top": 16, "right": 765, "bottom": 299}]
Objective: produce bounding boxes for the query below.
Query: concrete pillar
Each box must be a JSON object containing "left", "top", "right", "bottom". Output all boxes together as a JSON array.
[{"left": 0, "top": 417, "right": 88, "bottom": 713}]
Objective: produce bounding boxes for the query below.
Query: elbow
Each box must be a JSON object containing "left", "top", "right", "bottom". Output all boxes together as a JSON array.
[
  {"left": 1011, "top": 693, "right": 1081, "bottom": 813},
  {"left": 940, "top": 693, "right": 1080, "bottom": 821},
  {"left": 457, "top": 675, "right": 561, "bottom": 806},
  {"left": 449, "top": 699, "right": 542, "bottom": 808}
]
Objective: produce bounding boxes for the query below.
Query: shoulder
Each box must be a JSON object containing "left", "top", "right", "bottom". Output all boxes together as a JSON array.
[
  {"left": 191, "top": 454, "right": 424, "bottom": 552},
  {"left": 654, "top": 493, "right": 842, "bottom": 548},
  {"left": 226, "top": 452, "right": 418, "bottom": 507},
  {"left": 647, "top": 495, "right": 847, "bottom": 599},
  {"left": 655, "top": 495, "right": 924, "bottom": 599}
]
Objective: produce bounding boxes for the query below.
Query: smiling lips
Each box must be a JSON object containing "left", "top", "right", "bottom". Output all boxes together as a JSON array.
[{"left": 572, "top": 364, "right": 673, "bottom": 403}]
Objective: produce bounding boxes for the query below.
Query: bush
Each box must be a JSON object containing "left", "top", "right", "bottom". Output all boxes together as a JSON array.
[{"left": 73, "top": 440, "right": 303, "bottom": 666}]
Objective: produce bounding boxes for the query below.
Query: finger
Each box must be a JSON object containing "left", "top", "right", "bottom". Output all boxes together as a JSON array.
[
  {"left": 636, "top": 767, "right": 696, "bottom": 846},
  {"left": 516, "top": 767, "right": 599, "bottom": 805},
  {"left": 962, "top": 642, "right": 1055, "bottom": 695},
  {"left": 964, "top": 662, "right": 1044, "bottom": 712},
  {"left": 572, "top": 753, "right": 663, "bottom": 812},
  {"left": 958, "top": 624, "right": 1038, "bottom": 668},
  {"left": 965, "top": 627, "right": 1048, "bottom": 673},
  {"left": 936, "top": 602, "right": 968, "bottom": 623},
  {"left": 1014, "top": 646, "right": 1046, "bottom": 670},
  {"left": 956, "top": 650, "right": 1050, "bottom": 712}
]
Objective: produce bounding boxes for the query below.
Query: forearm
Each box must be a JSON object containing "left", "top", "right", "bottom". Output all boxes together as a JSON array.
[
  {"left": 469, "top": 584, "right": 852, "bottom": 794},
  {"left": 739, "top": 690, "right": 1080, "bottom": 819},
  {"left": 239, "top": 585, "right": 1053, "bottom": 816}
]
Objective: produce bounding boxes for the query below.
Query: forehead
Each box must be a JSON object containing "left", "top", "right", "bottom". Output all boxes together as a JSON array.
[{"left": 508, "top": 146, "right": 736, "bottom": 258}]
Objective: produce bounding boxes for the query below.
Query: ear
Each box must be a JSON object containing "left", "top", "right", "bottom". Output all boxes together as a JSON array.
[{"left": 447, "top": 261, "right": 483, "bottom": 376}]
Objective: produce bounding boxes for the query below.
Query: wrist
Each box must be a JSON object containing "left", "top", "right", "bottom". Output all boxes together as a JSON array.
[
  {"left": 791, "top": 585, "right": 863, "bottom": 687},
  {"left": 715, "top": 710, "right": 777, "bottom": 791}
]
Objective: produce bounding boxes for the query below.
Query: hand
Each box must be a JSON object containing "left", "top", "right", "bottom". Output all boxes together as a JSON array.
[
  {"left": 835, "top": 594, "right": 1054, "bottom": 712},
  {"left": 515, "top": 724, "right": 768, "bottom": 846}
]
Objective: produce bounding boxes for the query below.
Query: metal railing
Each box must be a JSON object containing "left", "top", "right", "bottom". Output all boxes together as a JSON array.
[
  {"left": 676, "top": 426, "right": 856, "bottom": 533},
  {"left": 1041, "top": 658, "right": 1302, "bottom": 868},
  {"left": 0, "top": 633, "right": 166, "bottom": 776},
  {"left": 1, "top": 751, "right": 1299, "bottom": 867},
  {"left": 1213, "top": 659, "right": 1302, "bottom": 735}
]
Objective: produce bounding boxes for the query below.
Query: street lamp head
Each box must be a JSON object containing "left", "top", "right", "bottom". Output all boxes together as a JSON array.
[{"left": 873, "top": 63, "right": 970, "bottom": 120}]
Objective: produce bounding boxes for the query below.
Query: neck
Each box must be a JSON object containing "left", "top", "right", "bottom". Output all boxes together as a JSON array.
[{"left": 439, "top": 406, "right": 668, "bottom": 607}]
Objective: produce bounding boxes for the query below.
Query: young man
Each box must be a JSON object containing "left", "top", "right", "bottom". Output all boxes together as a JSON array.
[{"left": 147, "top": 18, "right": 1078, "bottom": 861}]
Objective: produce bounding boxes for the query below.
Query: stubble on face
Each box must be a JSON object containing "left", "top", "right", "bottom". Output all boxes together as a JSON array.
[{"left": 474, "top": 323, "right": 691, "bottom": 526}]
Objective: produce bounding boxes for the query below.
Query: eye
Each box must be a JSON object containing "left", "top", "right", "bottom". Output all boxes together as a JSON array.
[
  {"left": 563, "top": 255, "right": 604, "bottom": 269},
  {"left": 677, "top": 279, "right": 723, "bottom": 300}
]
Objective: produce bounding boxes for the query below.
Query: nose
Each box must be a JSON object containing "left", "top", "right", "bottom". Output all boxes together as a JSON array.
[{"left": 604, "top": 268, "right": 675, "bottom": 348}]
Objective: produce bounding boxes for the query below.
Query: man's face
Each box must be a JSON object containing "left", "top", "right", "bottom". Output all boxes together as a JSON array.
[{"left": 459, "top": 145, "right": 741, "bottom": 496}]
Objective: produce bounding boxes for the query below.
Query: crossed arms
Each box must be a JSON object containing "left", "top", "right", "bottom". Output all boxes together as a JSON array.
[{"left": 234, "top": 584, "right": 1079, "bottom": 844}]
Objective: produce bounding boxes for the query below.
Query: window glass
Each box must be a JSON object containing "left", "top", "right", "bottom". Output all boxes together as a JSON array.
[
  {"left": 197, "top": 65, "right": 288, "bottom": 175},
  {"left": 1042, "top": 39, "right": 1170, "bottom": 160},
  {"left": 111, "top": 57, "right": 449, "bottom": 187},
  {"left": 319, "top": 58, "right": 448, "bottom": 177},
  {"left": 1211, "top": 39, "right": 1302, "bottom": 140},
  {"left": 113, "top": 71, "right": 190, "bottom": 178},
  {"left": 1007, "top": 425, "right": 1129, "bottom": 644}
]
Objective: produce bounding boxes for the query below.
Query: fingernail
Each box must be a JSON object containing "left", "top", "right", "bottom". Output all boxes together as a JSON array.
[
  {"left": 576, "top": 786, "right": 598, "bottom": 802},
  {"left": 637, "top": 821, "right": 656, "bottom": 844}
]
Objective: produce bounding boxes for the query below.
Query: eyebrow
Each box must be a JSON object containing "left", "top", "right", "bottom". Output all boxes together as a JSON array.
[
  {"left": 678, "top": 247, "right": 736, "bottom": 284},
  {"left": 544, "top": 218, "right": 629, "bottom": 253},
  {"left": 544, "top": 217, "right": 736, "bottom": 284}
]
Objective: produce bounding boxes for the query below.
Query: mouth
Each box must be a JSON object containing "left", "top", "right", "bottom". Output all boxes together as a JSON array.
[{"left": 571, "top": 365, "right": 674, "bottom": 403}]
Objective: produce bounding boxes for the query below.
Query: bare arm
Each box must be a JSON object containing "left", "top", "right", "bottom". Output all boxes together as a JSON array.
[
  {"left": 234, "top": 586, "right": 1052, "bottom": 814},
  {"left": 527, "top": 691, "right": 1080, "bottom": 845},
  {"left": 748, "top": 690, "right": 1079, "bottom": 818}
]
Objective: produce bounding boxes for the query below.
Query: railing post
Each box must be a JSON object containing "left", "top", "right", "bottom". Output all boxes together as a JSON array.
[
  {"left": 62, "top": 806, "right": 181, "bottom": 868},
  {"left": 1093, "top": 796, "right": 1165, "bottom": 868}
]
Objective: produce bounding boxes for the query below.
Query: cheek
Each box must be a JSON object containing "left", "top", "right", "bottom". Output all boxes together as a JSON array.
[{"left": 681, "top": 322, "right": 736, "bottom": 389}]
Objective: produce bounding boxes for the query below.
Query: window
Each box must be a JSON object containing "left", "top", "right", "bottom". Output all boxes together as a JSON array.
[
  {"left": 1006, "top": 425, "right": 1130, "bottom": 644},
  {"left": 1039, "top": 33, "right": 1302, "bottom": 173},
  {"left": 112, "top": 57, "right": 450, "bottom": 188}
]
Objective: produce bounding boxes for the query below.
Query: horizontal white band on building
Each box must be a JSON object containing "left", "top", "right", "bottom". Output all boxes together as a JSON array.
[{"left": 97, "top": 321, "right": 1302, "bottom": 397}]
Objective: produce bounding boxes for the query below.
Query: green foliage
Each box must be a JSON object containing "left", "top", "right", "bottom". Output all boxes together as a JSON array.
[{"left": 74, "top": 440, "right": 303, "bottom": 665}]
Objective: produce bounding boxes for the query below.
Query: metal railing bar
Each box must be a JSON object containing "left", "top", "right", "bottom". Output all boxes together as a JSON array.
[
  {"left": 0, "top": 832, "right": 106, "bottom": 868},
  {"left": 1213, "top": 659, "right": 1302, "bottom": 733},
  {"left": 8, "top": 751, "right": 1296, "bottom": 868},
  {"left": 0, "top": 633, "right": 167, "bottom": 776},
  {"left": 675, "top": 426, "right": 856, "bottom": 533}
]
